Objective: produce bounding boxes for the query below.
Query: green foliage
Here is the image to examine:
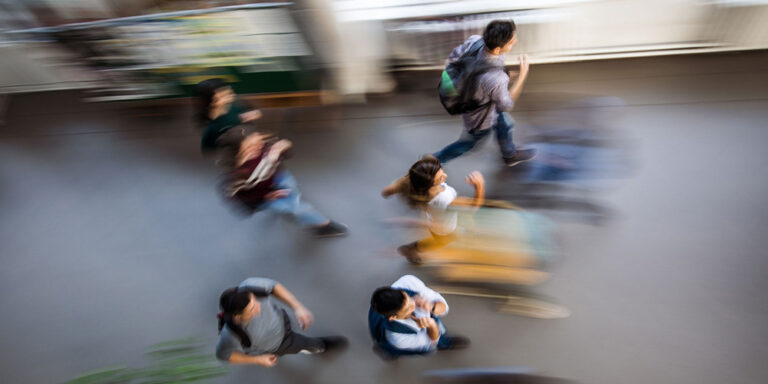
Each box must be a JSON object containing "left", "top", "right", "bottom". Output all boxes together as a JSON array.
[{"left": 65, "top": 337, "right": 229, "bottom": 384}]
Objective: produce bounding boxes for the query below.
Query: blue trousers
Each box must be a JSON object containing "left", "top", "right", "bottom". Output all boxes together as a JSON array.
[
  {"left": 434, "top": 113, "right": 516, "bottom": 163},
  {"left": 260, "top": 171, "right": 329, "bottom": 227}
]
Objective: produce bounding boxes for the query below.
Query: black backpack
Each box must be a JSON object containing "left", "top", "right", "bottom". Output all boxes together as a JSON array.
[{"left": 438, "top": 38, "right": 497, "bottom": 115}]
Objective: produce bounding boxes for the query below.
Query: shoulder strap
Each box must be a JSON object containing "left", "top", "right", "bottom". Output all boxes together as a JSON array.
[
  {"left": 383, "top": 320, "right": 418, "bottom": 334},
  {"left": 368, "top": 307, "right": 418, "bottom": 342},
  {"left": 462, "top": 38, "right": 485, "bottom": 59}
]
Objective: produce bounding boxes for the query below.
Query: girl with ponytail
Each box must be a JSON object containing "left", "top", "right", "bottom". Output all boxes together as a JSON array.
[
  {"left": 381, "top": 156, "right": 486, "bottom": 264},
  {"left": 215, "top": 278, "right": 347, "bottom": 367},
  {"left": 218, "top": 287, "right": 262, "bottom": 349}
]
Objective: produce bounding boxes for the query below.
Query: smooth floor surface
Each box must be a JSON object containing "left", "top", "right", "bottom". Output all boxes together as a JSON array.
[{"left": 1, "top": 51, "right": 768, "bottom": 384}]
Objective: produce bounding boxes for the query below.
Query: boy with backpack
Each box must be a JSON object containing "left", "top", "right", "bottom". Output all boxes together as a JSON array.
[
  {"left": 434, "top": 20, "right": 536, "bottom": 166},
  {"left": 368, "top": 275, "right": 469, "bottom": 358}
]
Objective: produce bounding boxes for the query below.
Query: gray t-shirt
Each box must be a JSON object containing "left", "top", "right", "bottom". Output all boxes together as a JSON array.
[
  {"left": 215, "top": 278, "right": 286, "bottom": 361},
  {"left": 448, "top": 35, "right": 514, "bottom": 132}
]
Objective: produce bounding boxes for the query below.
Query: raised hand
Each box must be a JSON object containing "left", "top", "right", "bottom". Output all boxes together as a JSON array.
[
  {"left": 519, "top": 54, "right": 530, "bottom": 78},
  {"left": 293, "top": 306, "right": 315, "bottom": 330},
  {"left": 465, "top": 171, "right": 485, "bottom": 189}
]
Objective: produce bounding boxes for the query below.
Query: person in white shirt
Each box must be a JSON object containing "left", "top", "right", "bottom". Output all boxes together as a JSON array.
[
  {"left": 381, "top": 155, "right": 485, "bottom": 264},
  {"left": 368, "top": 274, "right": 469, "bottom": 357}
]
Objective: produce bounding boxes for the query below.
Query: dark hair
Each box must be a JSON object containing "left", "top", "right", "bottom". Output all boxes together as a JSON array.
[
  {"left": 196, "top": 78, "right": 229, "bottom": 124},
  {"left": 407, "top": 156, "right": 442, "bottom": 204},
  {"left": 218, "top": 287, "right": 257, "bottom": 348},
  {"left": 483, "top": 20, "right": 516, "bottom": 51},
  {"left": 371, "top": 287, "right": 407, "bottom": 317}
]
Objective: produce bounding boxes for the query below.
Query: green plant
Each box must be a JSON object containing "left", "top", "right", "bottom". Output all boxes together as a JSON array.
[{"left": 65, "top": 337, "right": 229, "bottom": 384}]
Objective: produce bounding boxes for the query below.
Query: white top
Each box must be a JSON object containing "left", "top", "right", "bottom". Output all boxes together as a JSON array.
[
  {"left": 426, "top": 183, "right": 458, "bottom": 235},
  {"left": 385, "top": 275, "right": 449, "bottom": 352}
]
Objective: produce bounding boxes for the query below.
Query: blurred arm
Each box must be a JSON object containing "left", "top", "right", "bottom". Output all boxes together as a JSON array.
[
  {"left": 272, "top": 283, "right": 314, "bottom": 329},
  {"left": 267, "top": 139, "right": 292, "bottom": 161},
  {"left": 239, "top": 109, "right": 263, "bottom": 123},
  {"left": 217, "top": 329, "right": 277, "bottom": 366},
  {"left": 227, "top": 352, "right": 277, "bottom": 367},
  {"left": 508, "top": 55, "right": 530, "bottom": 105},
  {"left": 450, "top": 171, "right": 484, "bottom": 208},
  {"left": 382, "top": 176, "right": 408, "bottom": 198},
  {"left": 385, "top": 329, "right": 436, "bottom": 352}
]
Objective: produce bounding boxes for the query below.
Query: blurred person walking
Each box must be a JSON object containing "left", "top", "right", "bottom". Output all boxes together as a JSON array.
[
  {"left": 217, "top": 277, "right": 348, "bottom": 366},
  {"left": 433, "top": 20, "right": 535, "bottom": 166},
  {"left": 382, "top": 156, "right": 483, "bottom": 263},
  {"left": 223, "top": 132, "right": 347, "bottom": 237},
  {"left": 196, "top": 78, "right": 263, "bottom": 168},
  {"left": 368, "top": 274, "right": 469, "bottom": 358}
]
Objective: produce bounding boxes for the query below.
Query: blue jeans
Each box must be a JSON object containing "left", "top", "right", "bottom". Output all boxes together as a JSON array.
[
  {"left": 260, "top": 171, "right": 329, "bottom": 227},
  {"left": 434, "top": 113, "right": 516, "bottom": 163}
]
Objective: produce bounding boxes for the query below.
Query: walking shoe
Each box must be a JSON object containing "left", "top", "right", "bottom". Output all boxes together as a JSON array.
[
  {"left": 312, "top": 221, "right": 348, "bottom": 238},
  {"left": 503, "top": 148, "right": 537, "bottom": 167},
  {"left": 397, "top": 242, "right": 423, "bottom": 264},
  {"left": 319, "top": 336, "right": 349, "bottom": 353},
  {"left": 437, "top": 335, "right": 471, "bottom": 350},
  {"left": 298, "top": 341, "right": 327, "bottom": 354},
  {"left": 298, "top": 345, "right": 326, "bottom": 355}
]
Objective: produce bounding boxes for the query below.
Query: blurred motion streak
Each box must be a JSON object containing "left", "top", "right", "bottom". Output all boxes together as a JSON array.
[
  {"left": 2, "top": 0, "right": 768, "bottom": 101},
  {"left": 423, "top": 367, "right": 577, "bottom": 384},
  {"left": 388, "top": 199, "right": 569, "bottom": 319},
  {"left": 488, "top": 94, "right": 633, "bottom": 224}
]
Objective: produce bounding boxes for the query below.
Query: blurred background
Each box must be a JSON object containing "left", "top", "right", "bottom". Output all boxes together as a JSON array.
[
  {"left": 2, "top": 0, "right": 768, "bottom": 100},
  {"left": 1, "top": 1, "right": 767, "bottom": 383}
]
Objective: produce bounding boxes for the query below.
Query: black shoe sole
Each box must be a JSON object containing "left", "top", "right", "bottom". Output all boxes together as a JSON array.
[
  {"left": 313, "top": 231, "right": 348, "bottom": 238},
  {"left": 505, "top": 153, "right": 536, "bottom": 167}
]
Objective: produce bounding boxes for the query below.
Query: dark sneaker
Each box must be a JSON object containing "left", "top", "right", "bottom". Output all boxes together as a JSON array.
[
  {"left": 319, "top": 336, "right": 349, "bottom": 353},
  {"left": 312, "top": 221, "right": 348, "bottom": 238},
  {"left": 397, "top": 242, "right": 423, "bottom": 264},
  {"left": 299, "top": 345, "right": 326, "bottom": 354},
  {"left": 437, "top": 335, "right": 471, "bottom": 350},
  {"left": 504, "top": 148, "right": 537, "bottom": 167}
]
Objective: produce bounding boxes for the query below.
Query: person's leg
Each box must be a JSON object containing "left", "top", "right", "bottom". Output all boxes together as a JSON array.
[
  {"left": 275, "top": 330, "right": 327, "bottom": 355},
  {"left": 434, "top": 318, "right": 470, "bottom": 350},
  {"left": 263, "top": 171, "right": 330, "bottom": 228},
  {"left": 433, "top": 129, "right": 489, "bottom": 164},
  {"left": 494, "top": 113, "right": 517, "bottom": 159},
  {"left": 274, "top": 311, "right": 326, "bottom": 355},
  {"left": 399, "top": 231, "right": 456, "bottom": 264},
  {"left": 496, "top": 113, "right": 537, "bottom": 166},
  {"left": 415, "top": 232, "right": 456, "bottom": 252}
]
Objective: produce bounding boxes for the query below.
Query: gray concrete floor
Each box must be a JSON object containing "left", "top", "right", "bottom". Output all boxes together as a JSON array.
[{"left": 1, "top": 51, "right": 768, "bottom": 384}]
